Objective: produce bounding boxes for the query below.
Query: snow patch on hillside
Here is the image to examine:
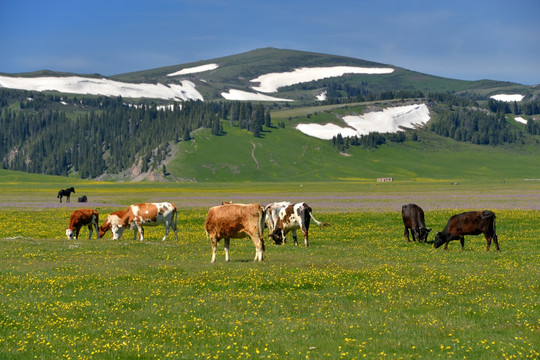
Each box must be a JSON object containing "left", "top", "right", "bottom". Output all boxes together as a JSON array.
[
  {"left": 0, "top": 75, "right": 204, "bottom": 101},
  {"left": 251, "top": 66, "right": 394, "bottom": 93},
  {"left": 515, "top": 117, "right": 528, "bottom": 124},
  {"left": 221, "top": 89, "right": 293, "bottom": 102},
  {"left": 490, "top": 94, "right": 524, "bottom": 102},
  {"left": 167, "top": 63, "right": 219, "bottom": 76},
  {"left": 296, "top": 104, "right": 430, "bottom": 140}
]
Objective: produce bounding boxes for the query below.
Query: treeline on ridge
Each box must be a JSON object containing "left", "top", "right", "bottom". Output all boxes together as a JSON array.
[{"left": 0, "top": 90, "right": 272, "bottom": 178}]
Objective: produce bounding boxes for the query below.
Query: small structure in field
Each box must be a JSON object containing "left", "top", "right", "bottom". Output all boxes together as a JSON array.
[{"left": 377, "top": 177, "right": 393, "bottom": 182}]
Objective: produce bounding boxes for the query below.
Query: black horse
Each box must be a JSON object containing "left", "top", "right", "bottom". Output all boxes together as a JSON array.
[{"left": 57, "top": 187, "right": 75, "bottom": 203}]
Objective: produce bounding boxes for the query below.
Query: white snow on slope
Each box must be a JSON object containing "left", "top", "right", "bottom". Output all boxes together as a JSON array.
[
  {"left": 0, "top": 75, "right": 203, "bottom": 101},
  {"left": 490, "top": 94, "right": 524, "bottom": 102},
  {"left": 251, "top": 66, "right": 394, "bottom": 93},
  {"left": 515, "top": 117, "right": 528, "bottom": 124},
  {"left": 221, "top": 89, "right": 293, "bottom": 102},
  {"left": 167, "top": 63, "right": 219, "bottom": 77},
  {"left": 296, "top": 104, "right": 430, "bottom": 140}
]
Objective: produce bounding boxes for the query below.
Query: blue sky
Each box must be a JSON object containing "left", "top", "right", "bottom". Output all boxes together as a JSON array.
[{"left": 1, "top": 0, "right": 539, "bottom": 85}]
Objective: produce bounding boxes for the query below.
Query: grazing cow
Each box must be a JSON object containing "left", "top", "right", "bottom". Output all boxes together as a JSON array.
[
  {"left": 78, "top": 195, "right": 88, "bottom": 203},
  {"left": 434, "top": 210, "right": 499, "bottom": 251},
  {"left": 205, "top": 203, "right": 266, "bottom": 263},
  {"left": 112, "top": 202, "right": 178, "bottom": 242},
  {"left": 57, "top": 187, "right": 75, "bottom": 203},
  {"left": 66, "top": 209, "right": 99, "bottom": 240},
  {"left": 99, "top": 210, "right": 128, "bottom": 239},
  {"left": 401, "top": 203, "right": 431, "bottom": 243},
  {"left": 269, "top": 202, "right": 327, "bottom": 247},
  {"left": 264, "top": 201, "right": 291, "bottom": 240}
]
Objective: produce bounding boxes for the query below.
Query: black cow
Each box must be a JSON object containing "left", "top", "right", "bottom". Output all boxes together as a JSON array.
[
  {"left": 434, "top": 210, "right": 499, "bottom": 251},
  {"left": 78, "top": 195, "right": 88, "bottom": 203},
  {"left": 57, "top": 187, "right": 75, "bottom": 203},
  {"left": 401, "top": 203, "right": 431, "bottom": 243}
]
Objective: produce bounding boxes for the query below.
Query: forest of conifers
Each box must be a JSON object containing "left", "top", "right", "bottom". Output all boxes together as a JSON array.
[{"left": 0, "top": 88, "right": 539, "bottom": 178}]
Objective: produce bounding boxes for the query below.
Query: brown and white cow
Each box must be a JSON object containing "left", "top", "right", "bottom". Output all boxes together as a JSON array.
[
  {"left": 269, "top": 202, "right": 327, "bottom": 247},
  {"left": 434, "top": 210, "right": 499, "bottom": 251},
  {"left": 264, "top": 201, "right": 291, "bottom": 239},
  {"left": 66, "top": 209, "right": 99, "bottom": 240},
  {"left": 99, "top": 210, "right": 128, "bottom": 239},
  {"left": 205, "top": 203, "right": 266, "bottom": 263},
  {"left": 402, "top": 203, "right": 431, "bottom": 243},
  {"left": 112, "top": 202, "right": 178, "bottom": 242}
]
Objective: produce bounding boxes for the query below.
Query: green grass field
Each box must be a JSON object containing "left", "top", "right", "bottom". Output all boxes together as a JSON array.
[{"left": 0, "top": 177, "right": 538, "bottom": 359}]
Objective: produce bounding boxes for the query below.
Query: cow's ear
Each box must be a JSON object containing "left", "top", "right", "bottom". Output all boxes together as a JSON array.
[{"left": 427, "top": 228, "right": 432, "bottom": 232}]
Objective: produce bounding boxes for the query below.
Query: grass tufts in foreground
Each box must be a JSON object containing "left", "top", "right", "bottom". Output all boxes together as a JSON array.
[{"left": 0, "top": 208, "right": 538, "bottom": 359}]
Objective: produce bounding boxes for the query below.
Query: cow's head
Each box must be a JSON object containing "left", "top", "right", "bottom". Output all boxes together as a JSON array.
[
  {"left": 98, "top": 225, "right": 108, "bottom": 239},
  {"left": 269, "top": 230, "right": 283, "bottom": 245},
  {"left": 66, "top": 228, "right": 75, "bottom": 240},
  {"left": 418, "top": 227, "right": 432, "bottom": 243},
  {"left": 433, "top": 232, "right": 446, "bottom": 248},
  {"left": 111, "top": 224, "right": 125, "bottom": 240}
]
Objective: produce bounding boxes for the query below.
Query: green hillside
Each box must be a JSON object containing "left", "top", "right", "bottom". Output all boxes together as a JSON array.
[{"left": 166, "top": 117, "right": 540, "bottom": 182}]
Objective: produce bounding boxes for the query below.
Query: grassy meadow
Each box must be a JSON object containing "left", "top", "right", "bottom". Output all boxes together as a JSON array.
[{"left": 0, "top": 175, "right": 539, "bottom": 359}]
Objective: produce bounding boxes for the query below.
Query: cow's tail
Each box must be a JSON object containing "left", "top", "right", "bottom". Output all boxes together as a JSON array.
[
  {"left": 258, "top": 206, "right": 266, "bottom": 240},
  {"left": 173, "top": 207, "right": 178, "bottom": 232},
  {"left": 492, "top": 213, "right": 497, "bottom": 236},
  {"left": 309, "top": 211, "right": 330, "bottom": 227}
]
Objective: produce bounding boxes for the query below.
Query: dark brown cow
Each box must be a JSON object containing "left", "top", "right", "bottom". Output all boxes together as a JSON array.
[
  {"left": 65, "top": 209, "right": 99, "bottom": 240},
  {"left": 269, "top": 202, "right": 327, "bottom": 247},
  {"left": 205, "top": 203, "right": 265, "bottom": 263},
  {"left": 434, "top": 210, "right": 499, "bottom": 251},
  {"left": 401, "top": 203, "right": 431, "bottom": 243}
]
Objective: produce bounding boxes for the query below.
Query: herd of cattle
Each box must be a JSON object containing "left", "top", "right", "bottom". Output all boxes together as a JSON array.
[{"left": 64, "top": 194, "right": 500, "bottom": 261}]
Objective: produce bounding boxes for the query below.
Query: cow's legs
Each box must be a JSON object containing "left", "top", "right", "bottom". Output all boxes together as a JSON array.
[
  {"left": 211, "top": 236, "right": 219, "bottom": 263},
  {"left": 92, "top": 218, "right": 99, "bottom": 239},
  {"left": 404, "top": 227, "right": 410, "bottom": 242},
  {"left": 492, "top": 234, "right": 500, "bottom": 251},
  {"left": 292, "top": 229, "right": 298, "bottom": 246},
  {"left": 161, "top": 222, "right": 170, "bottom": 241},
  {"left": 302, "top": 227, "right": 309, "bottom": 247},
  {"left": 459, "top": 236, "right": 465, "bottom": 250},
  {"left": 411, "top": 228, "right": 418, "bottom": 242},
  {"left": 136, "top": 222, "right": 144, "bottom": 241},
  {"left": 87, "top": 224, "right": 93, "bottom": 240},
  {"left": 251, "top": 236, "right": 264, "bottom": 262},
  {"left": 224, "top": 238, "right": 230, "bottom": 262}
]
